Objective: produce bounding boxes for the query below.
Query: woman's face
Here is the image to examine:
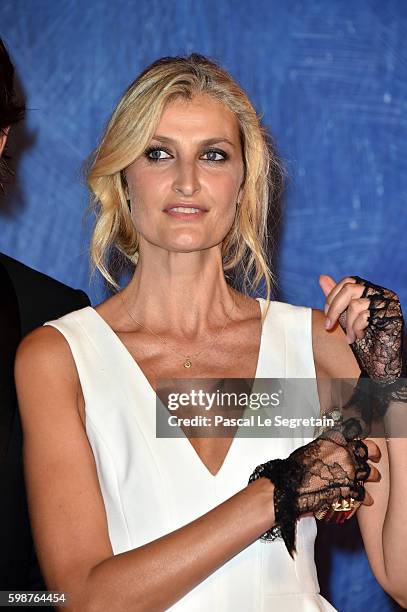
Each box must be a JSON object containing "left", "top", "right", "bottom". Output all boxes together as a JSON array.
[{"left": 124, "top": 93, "right": 245, "bottom": 255}]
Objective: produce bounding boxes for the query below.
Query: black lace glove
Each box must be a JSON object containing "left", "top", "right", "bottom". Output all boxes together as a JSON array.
[
  {"left": 340, "top": 277, "right": 407, "bottom": 424},
  {"left": 248, "top": 421, "right": 370, "bottom": 558},
  {"left": 347, "top": 276, "right": 406, "bottom": 384}
]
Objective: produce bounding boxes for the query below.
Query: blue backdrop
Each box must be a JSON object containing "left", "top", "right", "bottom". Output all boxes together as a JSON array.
[{"left": 1, "top": 1, "right": 406, "bottom": 610}]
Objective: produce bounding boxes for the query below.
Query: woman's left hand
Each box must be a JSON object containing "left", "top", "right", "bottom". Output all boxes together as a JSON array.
[
  {"left": 319, "top": 274, "right": 404, "bottom": 384},
  {"left": 320, "top": 274, "right": 370, "bottom": 344}
]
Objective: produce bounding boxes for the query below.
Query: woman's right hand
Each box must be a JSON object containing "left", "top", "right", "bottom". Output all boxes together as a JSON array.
[
  {"left": 249, "top": 423, "right": 381, "bottom": 557},
  {"left": 292, "top": 425, "right": 381, "bottom": 514}
]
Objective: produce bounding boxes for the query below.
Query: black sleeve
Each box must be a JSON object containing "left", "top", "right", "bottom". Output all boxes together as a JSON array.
[
  {"left": 74, "top": 288, "right": 92, "bottom": 309},
  {"left": 0, "top": 254, "right": 91, "bottom": 594},
  {"left": 0, "top": 253, "right": 91, "bottom": 335}
]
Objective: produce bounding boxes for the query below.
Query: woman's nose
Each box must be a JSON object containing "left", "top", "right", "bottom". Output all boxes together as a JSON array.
[{"left": 172, "top": 159, "right": 201, "bottom": 197}]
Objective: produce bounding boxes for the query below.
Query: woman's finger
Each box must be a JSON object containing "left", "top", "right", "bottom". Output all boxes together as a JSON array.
[
  {"left": 323, "top": 276, "right": 357, "bottom": 313},
  {"left": 319, "top": 274, "right": 337, "bottom": 299},
  {"left": 352, "top": 309, "right": 370, "bottom": 341},
  {"left": 325, "top": 282, "right": 365, "bottom": 329},
  {"left": 343, "top": 299, "right": 370, "bottom": 343},
  {"left": 362, "top": 490, "right": 374, "bottom": 506},
  {"left": 366, "top": 465, "right": 381, "bottom": 483},
  {"left": 364, "top": 439, "right": 382, "bottom": 462}
]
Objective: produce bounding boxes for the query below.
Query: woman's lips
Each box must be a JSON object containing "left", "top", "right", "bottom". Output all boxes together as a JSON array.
[{"left": 164, "top": 206, "right": 207, "bottom": 220}]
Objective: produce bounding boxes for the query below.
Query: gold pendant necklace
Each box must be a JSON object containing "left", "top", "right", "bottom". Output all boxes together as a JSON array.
[{"left": 119, "top": 293, "right": 236, "bottom": 369}]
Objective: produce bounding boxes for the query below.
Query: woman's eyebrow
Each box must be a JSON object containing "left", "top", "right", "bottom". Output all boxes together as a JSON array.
[{"left": 151, "top": 135, "right": 236, "bottom": 148}]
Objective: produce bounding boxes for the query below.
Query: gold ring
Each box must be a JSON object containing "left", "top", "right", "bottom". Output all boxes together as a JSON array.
[
  {"left": 331, "top": 497, "right": 359, "bottom": 512},
  {"left": 315, "top": 497, "right": 362, "bottom": 523}
]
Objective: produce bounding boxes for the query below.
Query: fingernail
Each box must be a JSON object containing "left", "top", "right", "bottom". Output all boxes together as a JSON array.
[
  {"left": 325, "top": 318, "right": 331, "bottom": 329},
  {"left": 324, "top": 303, "right": 328, "bottom": 315}
]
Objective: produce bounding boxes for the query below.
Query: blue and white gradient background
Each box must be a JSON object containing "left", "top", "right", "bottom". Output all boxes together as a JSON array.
[{"left": 0, "top": 1, "right": 406, "bottom": 610}]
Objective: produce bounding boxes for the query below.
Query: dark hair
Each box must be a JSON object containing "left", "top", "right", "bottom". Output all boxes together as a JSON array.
[
  {"left": 0, "top": 38, "right": 25, "bottom": 184},
  {"left": 0, "top": 38, "right": 25, "bottom": 131}
]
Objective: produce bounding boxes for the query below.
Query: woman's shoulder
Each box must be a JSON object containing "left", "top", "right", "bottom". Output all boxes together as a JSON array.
[
  {"left": 42, "top": 304, "right": 93, "bottom": 327},
  {"left": 259, "top": 298, "right": 314, "bottom": 324},
  {"left": 264, "top": 299, "right": 310, "bottom": 313},
  {"left": 15, "top": 323, "right": 80, "bottom": 393}
]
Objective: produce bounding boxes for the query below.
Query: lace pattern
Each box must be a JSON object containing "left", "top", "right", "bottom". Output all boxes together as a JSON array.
[
  {"left": 249, "top": 277, "right": 405, "bottom": 557},
  {"left": 248, "top": 426, "right": 370, "bottom": 558},
  {"left": 342, "top": 277, "right": 407, "bottom": 427},
  {"left": 350, "top": 276, "right": 406, "bottom": 385}
]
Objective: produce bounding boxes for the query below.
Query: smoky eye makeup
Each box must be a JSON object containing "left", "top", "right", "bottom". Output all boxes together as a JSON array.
[
  {"left": 144, "top": 145, "right": 229, "bottom": 163},
  {"left": 143, "top": 145, "right": 172, "bottom": 161},
  {"left": 202, "top": 149, "right": 229, "bottom": 162}
]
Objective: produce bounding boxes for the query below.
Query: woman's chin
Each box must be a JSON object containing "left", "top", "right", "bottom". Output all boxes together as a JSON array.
[
  {"left": 166, "top": 243, "right": 213, "bottom": 254},
  {"left": 163, "top": 235, "right": 222, "bottom": 253},
  {"left": 141, "top": 232, "right": 224, "bottom": 254}
]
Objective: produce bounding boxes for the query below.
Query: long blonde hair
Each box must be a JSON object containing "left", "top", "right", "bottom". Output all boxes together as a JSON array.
[{"left": 86, "top": 53, "right": 284, "bottom": 305}]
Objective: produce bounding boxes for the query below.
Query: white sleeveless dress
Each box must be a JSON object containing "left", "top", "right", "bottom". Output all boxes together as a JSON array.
[{"left": 44, "top": 298, "right": 337, "bottom": 612}]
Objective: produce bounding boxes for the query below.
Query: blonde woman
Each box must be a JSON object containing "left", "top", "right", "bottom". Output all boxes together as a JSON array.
[{"left": 15, "top": 54, "right": 407, "bottom": 611}]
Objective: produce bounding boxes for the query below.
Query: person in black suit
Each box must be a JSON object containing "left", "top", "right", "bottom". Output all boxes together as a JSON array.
[{"left": 0, "top": 37, "right": 90, "bottom": 593}]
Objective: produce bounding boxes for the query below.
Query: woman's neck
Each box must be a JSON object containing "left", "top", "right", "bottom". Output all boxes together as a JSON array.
[{"left": 119, "top": 248, "right": 238, "bottom": 337}]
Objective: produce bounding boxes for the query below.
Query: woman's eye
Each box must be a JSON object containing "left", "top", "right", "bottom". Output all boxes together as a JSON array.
[
  {"left": 202, "top": 149, "right": 227, "bottom": 162},
  {"left": 144, "top": 147, "right": 228, "bottom": 163},
  {"left": 144, "top": 147, "right": 172, "bottom": 161}
]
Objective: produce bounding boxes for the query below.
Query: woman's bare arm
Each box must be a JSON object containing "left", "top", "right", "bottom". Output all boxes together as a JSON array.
[
  {"left": 312, "top": 309, "right": 407, "bottom": 608},
  {"left": 15, "top": 326, "right": 275, "bottom": 612}
]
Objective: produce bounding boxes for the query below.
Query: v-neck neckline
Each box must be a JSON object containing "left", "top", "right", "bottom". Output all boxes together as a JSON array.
[{"left": 86, "top": 297, "right": 267, "bottom": 478}]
